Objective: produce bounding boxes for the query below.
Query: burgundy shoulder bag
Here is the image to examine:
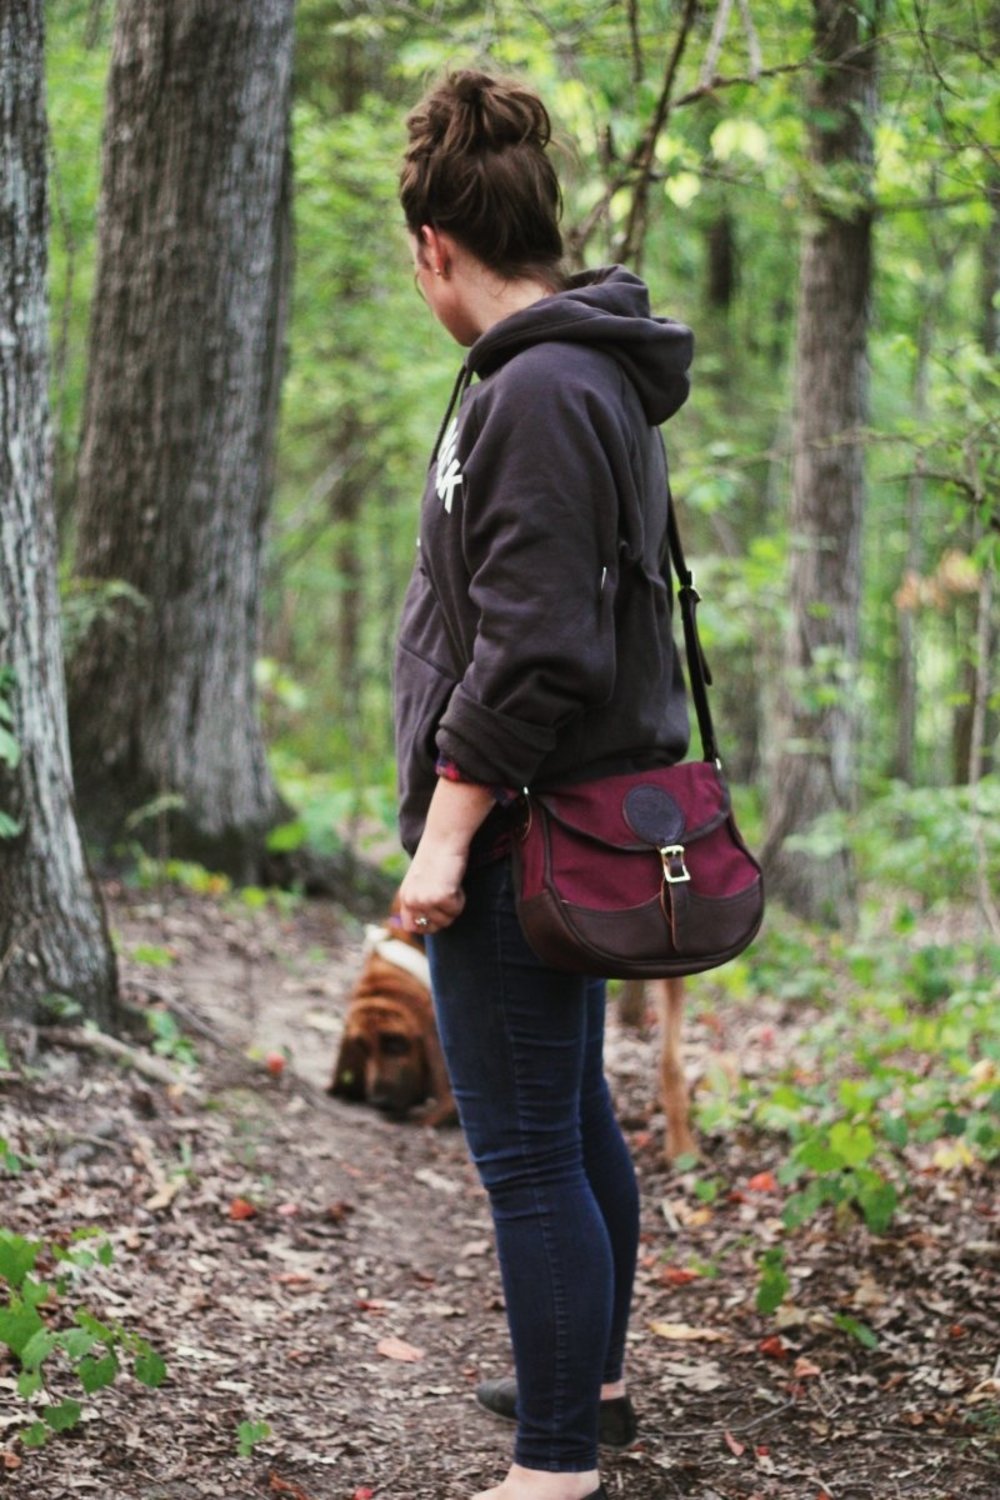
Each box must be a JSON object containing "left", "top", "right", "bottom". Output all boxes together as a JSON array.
[{"left": 511, "top": 497, "right": 764, "bottom": 980}]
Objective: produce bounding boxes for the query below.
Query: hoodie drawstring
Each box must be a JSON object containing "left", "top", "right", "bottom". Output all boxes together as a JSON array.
[{"left": 430, "top": 361, "right": 475, "bottom": 465}]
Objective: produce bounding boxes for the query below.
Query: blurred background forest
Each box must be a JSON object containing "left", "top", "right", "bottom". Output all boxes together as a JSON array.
[
  {"left": 42, "top": 0, "right": 999, "bottom": 900},
  {"left": 2, "top": 0, "right": 998, "bottom": 1013}
]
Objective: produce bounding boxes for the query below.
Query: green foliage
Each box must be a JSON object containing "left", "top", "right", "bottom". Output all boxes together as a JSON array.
[
  {"left": 756, "top": 1247, "right": 789, "bottom": 1315},
  {"left": 0, "top": 1229, "right": 166, "bottom": 1448},
  {"left": 46, "top": 1, "right": 999, "bottom": 840},
  {"left": 145, "top": 1009, "right": 198, "bottom": 1067},
  {"left": 236, "top": 1418, "right": 272, "bottom": 1457},
  {"left": 59, "top": 576, "right": 148, "bottom": 663},
  {"left": 128, "top": 851, "right": 233, "bottom": 898},
  {"left": 0, "top": 1143, "right": 22, "bottom": 1191}
]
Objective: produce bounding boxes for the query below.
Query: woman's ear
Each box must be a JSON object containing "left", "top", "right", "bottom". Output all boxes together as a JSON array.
[{"left": 420, "top": 224, "right": 451, "bottom": 278}]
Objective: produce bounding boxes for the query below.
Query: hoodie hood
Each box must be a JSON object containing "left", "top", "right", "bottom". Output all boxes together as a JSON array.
[{"left": 466, "top": 265, "right": 693, "bottom": 425}]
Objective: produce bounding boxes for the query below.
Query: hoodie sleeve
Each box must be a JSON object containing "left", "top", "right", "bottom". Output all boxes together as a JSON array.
[{"left": 434, "top": 351, "right": 637, "bottom": 788}]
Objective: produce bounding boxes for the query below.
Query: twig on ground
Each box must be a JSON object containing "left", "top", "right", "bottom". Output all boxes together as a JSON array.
[{"left": 36, "top": 1024, "right": 194, "bottom": 1089}]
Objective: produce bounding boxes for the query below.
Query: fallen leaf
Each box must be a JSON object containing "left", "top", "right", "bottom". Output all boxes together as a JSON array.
[
  {"left": 660, "top": 1196, "right": 713, "bottom": 1229},
  {"left": 326, "top": 1200, "right": 355, "bottom": 1221},
  {"left": 277, "top": 1202, "right": 300, "bottom": 1218},
  {"left": 724, "top": 1429, "right": 745, "bottom": 1456},
  {"left": 748, "top": 1171, "right": 778, "bottom": 1192},
  {"left": 1, "top": 1450, "right": 21, "bottom": 1471},
  {"left": 649, "top": 1321, "right": 732, "bottom": 1343},
  {"left": 794, "top": 1357, "right": 822, "bottom": 1378},
  {"left": 352, "top": 1489, "right": 375, "bottom": 1500},
  {"left": 932, "top": 1140, "right": 976, "bottom": 1172},
  {"left": 376, "top": 1336, "right": 425, "bottom": 1363},
  {"left": 145, "top": 1178, "right": 184, "bottom": 1212},
  {"left": 758, "top": 1334, "right": 788, "bottom": 1360},
  {"left": 268, "top": 1471, "right": 313, "bottom": 1498},
  {"left": 414, "top": 1166, "right": 459, "bottom": 1195},
  {"left": 966, "top": 1378, "right": 1000, "bottom": 1404},
  {"left": 229, "top": 1197, "right": 257, "bottom": 1220},
  {"left": 660, "top": 1266, "right": 700, "bottom": 1286}
]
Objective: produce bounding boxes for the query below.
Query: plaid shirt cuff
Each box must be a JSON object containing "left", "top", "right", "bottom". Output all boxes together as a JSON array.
[{"left": 435, "top": 754, "right": 521, "bottom": 809}]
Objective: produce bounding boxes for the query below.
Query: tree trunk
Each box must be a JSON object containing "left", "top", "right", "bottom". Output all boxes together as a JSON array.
[
  {"left": 891, "top": 302, "right": 933, "bottom": 784},
  {"left": 0, "top": 0, "right": 117, "bottom": 1027},
  {"left": 68, "top": 0, "right": 296, "bottom": 881},
  {"left": 760, "top": 0, "right": 879, "bottom": 926}
]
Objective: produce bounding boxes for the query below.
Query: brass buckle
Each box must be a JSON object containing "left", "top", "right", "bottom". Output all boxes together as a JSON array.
[{"left": 660, "top": 844, "right": 690, "bottom": 884}]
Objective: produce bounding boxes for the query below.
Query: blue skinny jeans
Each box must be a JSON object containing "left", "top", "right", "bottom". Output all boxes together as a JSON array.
[{"left": 426, "top": 856, "right": 640, "bottom": 1472}]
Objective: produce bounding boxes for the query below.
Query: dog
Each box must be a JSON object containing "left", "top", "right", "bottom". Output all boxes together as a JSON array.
[
  {"left": 620, "top": 977, "right": 697, "bottom": 1160},
  {"left": 328, "top": 918, "right": 456, "bottom": 1127},
  {"left": 330, "top": 917, "right": 692, "bottom": 1154}
]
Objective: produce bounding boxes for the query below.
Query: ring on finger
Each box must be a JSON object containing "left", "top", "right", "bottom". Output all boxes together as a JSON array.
[{"left": 414, "top": 914, "right": 430, "bottom": 931}]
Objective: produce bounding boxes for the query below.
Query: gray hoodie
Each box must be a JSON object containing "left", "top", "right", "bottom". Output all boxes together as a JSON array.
[{"left": 394, "top": 265, "right": 694, "bottom": 855}]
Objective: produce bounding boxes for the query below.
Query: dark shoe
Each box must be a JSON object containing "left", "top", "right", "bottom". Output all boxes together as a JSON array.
[{"left": 475, "top": 1377, "right": 638, "bottom": 1450}]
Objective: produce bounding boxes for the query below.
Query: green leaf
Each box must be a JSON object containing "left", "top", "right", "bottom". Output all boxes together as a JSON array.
[
  {"left": 21, "top": 1274, "right": 52, "bottom": 1309},
  {"left": 782, "top": 1178, "right": 827, "bottom": 1229},
  {"left": 78, "top": 1352, "right": 119, "bottom": 1393},
  {"left": 0, "top": 1301, "right": 45, "bottom": 1357},
  {"left": 756, "top": 1248, "right": 790, "bottom": 1315},
  {"left": 134, "top": 1349, "right": 167, "bottom": 1387},
  {"left": 75, "top": 1308, "right": 115, "bottom": 1342},
  {"left": 265, "top": 819, "right": 308, "bottom": 853},
  {"left": 0, "top": 724, "right": 21, "bottom": 769},
  {"left": 236, "top": 1418, "right": 271, "bottom": 1457},
  {"left": 43, "top": 1399, "right": 82, "bottom": 1433},
  {"left": 854, "top": 1174, "right": 898, "bottom": 1233},
  {"left": 20, "top": 1421, "right": 50, "bottom": 1448},
  {"left": 17, "top": 1370, "right": 44, "bottom": 1398},
  {"left": 20, "top": 1328, "right": 57, "bottom": 1371},
  {"left": 60, "top": 1328, "right": 99, "bottom": 1362},
  {"left": 795, "top": 1138, "right": 844, "bottom": 1173},
  {"left": 829, "top": 1121, "right": 877, "bottom": 1167},
  {"left": 0, "top": 1232, "right": 41, "bottom": 1290},
  {"left": 834, "top": 1313, "right": 879, "bottom": 1349}
]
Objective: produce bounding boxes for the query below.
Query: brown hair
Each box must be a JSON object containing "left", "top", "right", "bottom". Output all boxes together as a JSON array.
[{"left": 400, "top": 70, "right": 566, "bottom": 286}]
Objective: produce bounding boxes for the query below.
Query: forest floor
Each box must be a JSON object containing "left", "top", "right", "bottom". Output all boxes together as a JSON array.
[{"left": 0, "top": 882, "right": 998, "bottom": 1500}]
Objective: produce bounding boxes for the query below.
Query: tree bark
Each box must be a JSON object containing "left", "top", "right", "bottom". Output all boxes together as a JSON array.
[
  {"left": 0, "top": 0, "right": 117, "bottom": 1026},
  {"left": 760, "top": 0, "right": 879, "bottom": 925},
  {"left": 68, "top": 0, "right": 296, "bottom": 881}
]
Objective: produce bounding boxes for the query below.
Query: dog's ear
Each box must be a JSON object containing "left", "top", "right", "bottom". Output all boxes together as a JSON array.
[{"left": 328, "top": 1033, "right": 368, "bottom": 1100}]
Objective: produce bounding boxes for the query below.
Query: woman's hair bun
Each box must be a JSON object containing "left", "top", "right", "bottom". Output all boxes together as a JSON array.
[
  {"left": 400, "top": 68, "right": 564, "bottom": 283},
  {"left": 434, "top": 69, "right": 552, "bottom": 155}
]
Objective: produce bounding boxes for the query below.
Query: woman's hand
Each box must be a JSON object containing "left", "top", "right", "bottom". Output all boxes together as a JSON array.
[
  {"left": 398, "top": 840, "right": 467, "bottom": 934},
  {"left": 397, "top": 776, "right": 496, "bottom": 935}
]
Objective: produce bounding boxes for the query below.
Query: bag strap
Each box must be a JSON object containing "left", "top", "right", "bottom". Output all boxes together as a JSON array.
[{"left": 665, "top": 491, "right": 721, "bottom": 766}]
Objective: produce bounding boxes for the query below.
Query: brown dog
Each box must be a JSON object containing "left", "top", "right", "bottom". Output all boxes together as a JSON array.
[
  {"left": 620, "top": 977, "right": 697, "bottom": 1160},
  {"left": 329, "top": 921, "right": 455, "bottom": 1126}
]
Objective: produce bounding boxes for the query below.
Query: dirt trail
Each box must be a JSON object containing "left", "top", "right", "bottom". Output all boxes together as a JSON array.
[{"left": 0, "top": 886, "right": 997, "bottom": 1500}]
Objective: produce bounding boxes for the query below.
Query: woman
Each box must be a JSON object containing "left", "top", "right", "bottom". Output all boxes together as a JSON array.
[{"left": 394, "top": 70, "right": 693, "bottom": 1500}]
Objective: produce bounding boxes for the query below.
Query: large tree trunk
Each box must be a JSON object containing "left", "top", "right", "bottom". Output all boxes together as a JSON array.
[
  {"left": 0, "top": 0, "right": 117, "bottom": 1027},
  {"left": 760, "top": 0, "right": 879, "bottom": 925},
  {"left": 68, "top": 0, "right": 296, "bottom": 881}
]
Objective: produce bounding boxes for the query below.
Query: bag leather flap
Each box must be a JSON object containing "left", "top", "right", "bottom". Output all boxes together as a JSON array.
[{"left": 532, "top": 761, "right": 731, "bottom": 851}]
